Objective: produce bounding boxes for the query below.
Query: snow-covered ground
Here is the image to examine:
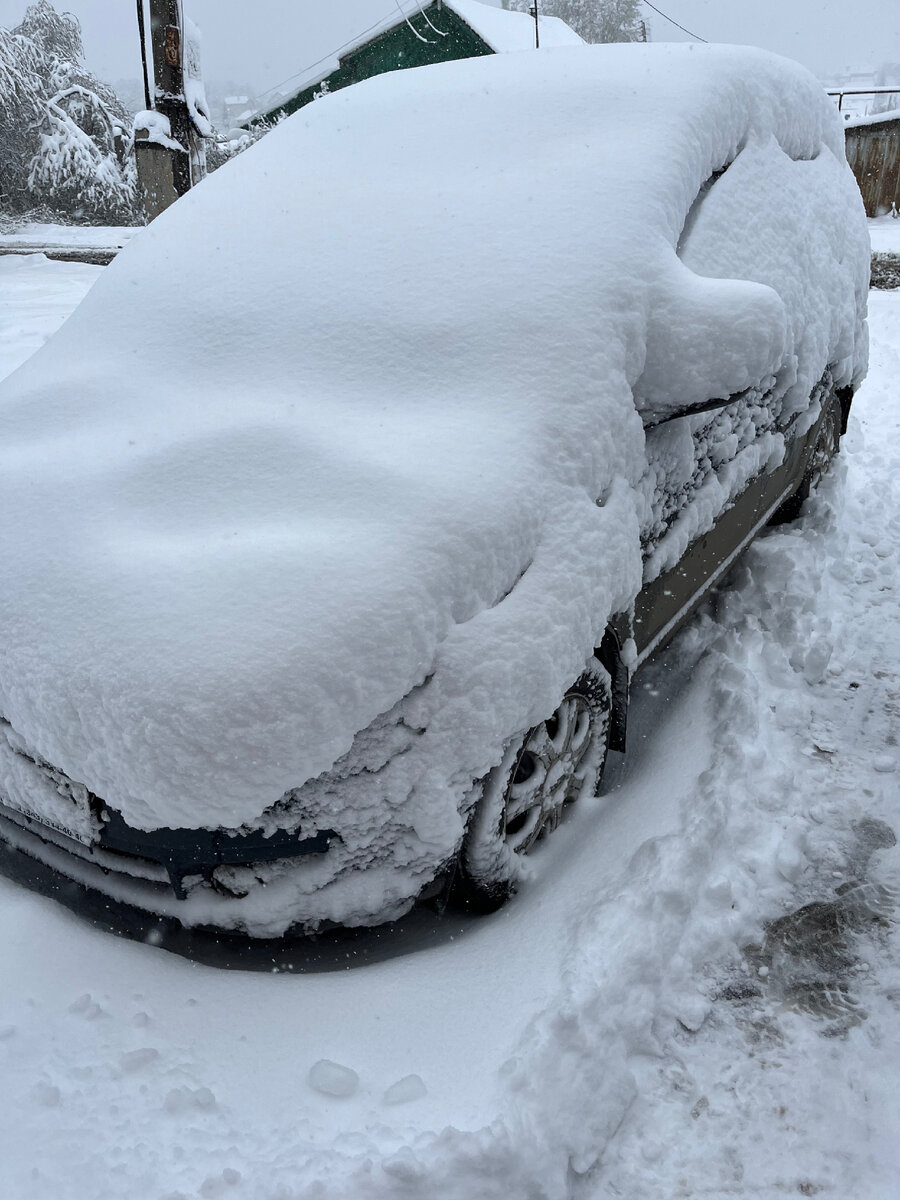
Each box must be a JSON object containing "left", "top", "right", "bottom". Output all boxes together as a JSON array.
[
  {"left": 869, "top": 214, "right": 900, "bottom": 254},
  {"left": 0, "top": 223, "right": 140, "bottom": 252},
  {"left": 0, "top": 254, "right": 896, "bottom": 1199},
  {"left": 0, "top": 254, "right": 104, "bottom": 382}
]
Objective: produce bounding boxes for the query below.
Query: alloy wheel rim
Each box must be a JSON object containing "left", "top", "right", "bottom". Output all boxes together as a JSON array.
[
  {"left": 810, "top": 408, "right": 838, "bottom": 480},
  {"left": 502, "top": 693, "right": 595, "bottom": 855}
]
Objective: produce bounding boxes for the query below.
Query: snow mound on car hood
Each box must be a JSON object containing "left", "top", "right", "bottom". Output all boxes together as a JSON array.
[{"left": 0, "top": 45, "right": 868, "bottom": 831}]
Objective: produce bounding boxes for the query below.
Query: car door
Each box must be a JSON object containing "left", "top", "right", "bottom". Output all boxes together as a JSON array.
[{"left": 631, "top": 380, "right": 831, "bottom": 664}]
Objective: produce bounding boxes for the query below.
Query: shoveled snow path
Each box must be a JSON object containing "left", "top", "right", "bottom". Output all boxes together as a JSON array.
[
  {"left": 0, "top": 259, "right": 896, "bottom": 1199},
  {"left": 580, "top": 289, "right": 900, "bottom": 1200}
]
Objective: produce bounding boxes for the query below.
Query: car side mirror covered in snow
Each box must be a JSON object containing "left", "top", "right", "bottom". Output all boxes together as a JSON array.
[{"left": 632, "top": 255, "right": 789, "bottom": 431}]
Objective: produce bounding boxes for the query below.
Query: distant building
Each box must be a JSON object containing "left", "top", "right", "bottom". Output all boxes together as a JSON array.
[
  {"left": 248, "top": 0, "right": 582, "bottom": 127},
  {"left": 224, "top": 95, "right": 252, "bottom": 126},
  {"left": 825, "top": 66, "right": 900, "bottom": 120}
]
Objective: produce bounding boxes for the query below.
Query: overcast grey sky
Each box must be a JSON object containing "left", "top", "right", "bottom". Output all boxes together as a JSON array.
[{"left": 1, "top": 0, "right": 898, "bottom": 94}]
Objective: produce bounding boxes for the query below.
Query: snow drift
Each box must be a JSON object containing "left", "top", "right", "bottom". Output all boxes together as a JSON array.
[{"left": 0, "top": 44, "right": 868, "bottom": 931}]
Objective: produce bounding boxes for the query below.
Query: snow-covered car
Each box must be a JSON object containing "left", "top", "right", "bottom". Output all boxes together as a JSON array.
[{"left": 0, "top": 44, "right": 868, "bottom": 944}]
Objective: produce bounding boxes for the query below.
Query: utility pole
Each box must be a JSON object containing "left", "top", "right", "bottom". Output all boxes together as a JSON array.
[
  {"left": 134, "top": 0, "right": 205, "bottom": 221},
  {"left": 530, "top": 0, "right": 540, "bottom": 48}
]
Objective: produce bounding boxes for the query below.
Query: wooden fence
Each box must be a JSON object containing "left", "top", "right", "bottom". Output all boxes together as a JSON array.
[{"left": 844, "top": 116, "right": 900, "bottom": 217}]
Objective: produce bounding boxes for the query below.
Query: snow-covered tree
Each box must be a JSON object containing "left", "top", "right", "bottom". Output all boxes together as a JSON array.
[
  {"left": 0, "top": 1, "right": 138, "bottom": 223},
  {"left": 0, "top": 26, "right": 45, "bottom": 212},
  {"left": 14, "top": 0, "right": 81, "bottom": 62},
  {"left": 504, "top": 0, "right": 644, "bottom": 43},
  {"left": 28, "top": 85, "right": 137, "bottom": 223}
]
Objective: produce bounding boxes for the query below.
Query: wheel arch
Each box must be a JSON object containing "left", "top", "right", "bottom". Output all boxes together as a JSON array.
[
  {"left": 595, "top": 624, "right": 630, "bottom": 754},
  {"left": 836, "top": 384, "right": 854, "bottom": 436}
]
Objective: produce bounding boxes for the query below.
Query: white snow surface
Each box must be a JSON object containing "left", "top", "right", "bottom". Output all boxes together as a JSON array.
[
  {"left": 845, "top": 106, "right": 900, "bottom": 128},
  {"left": 0, "top": 254, "right": 104, "bottom": 382},
  {"left": 0, "top": 258, "right": 896, "bottom": 1200},
  {"left": 0, "top": 48, "right": 868, "bottom": 924},
  {"left": 869, "top": 213, "right": 900, "bottom": 253},
  {"left": 0, "top": 224, "right": 139, "bottom": 251},
  {"left": 133, "top": 108, "right": 185, "bottom": 152},
  {"left": 182, "top": 17, "right": 214, "bottom": 140}
]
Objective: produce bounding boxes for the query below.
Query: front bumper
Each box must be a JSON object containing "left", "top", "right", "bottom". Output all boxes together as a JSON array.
[
  {"left": 0, "top": 716, "right": 456, "bottom": 951},
  {"left": 98, "top": 809, "right": 337, "bottom": 899},
  {"left": 0, "top": 717, "right": 338, "bottom": 892},
  {"left": 0, "top": 805, "right": 458, "bottom": 969}
]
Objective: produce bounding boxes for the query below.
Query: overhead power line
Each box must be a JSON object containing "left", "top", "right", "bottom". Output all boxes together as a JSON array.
[
  {"left": 256, "top": 3, "right": 442, "bottom": 110},
  {"left": 393, "top": 0, "right": 431, "bottom": 43},
  {"left": 640, "top": 0, "right": 708, "bottom": 42},
  {"left": 255, "top": 6, "right": 401, "bottom": 108}
]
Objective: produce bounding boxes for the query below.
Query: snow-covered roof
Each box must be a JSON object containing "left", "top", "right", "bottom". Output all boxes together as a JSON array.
[
  {"left": 448, "top": 0, "right": 583, "bottom": 51},
  {"left": 330, "top": 1, "right": 581, "bottom": 58},
  {"left": 251, "top": 0, "right": 581, "bottom": 120},
  {"left": 844, "top": 106, "right": 900, "bottom": 129},
  {"left": 0, "top": 45, "right": 868, "bottom": 842}
]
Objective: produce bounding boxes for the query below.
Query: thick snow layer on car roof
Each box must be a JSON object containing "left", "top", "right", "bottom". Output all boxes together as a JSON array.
[{"left": 0, "top": 45, "right": 867, "bottom": 846}]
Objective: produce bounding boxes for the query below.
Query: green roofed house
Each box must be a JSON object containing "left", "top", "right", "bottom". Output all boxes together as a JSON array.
[{"left": 249, "top": 0, "right": 583, "bottom": 127}]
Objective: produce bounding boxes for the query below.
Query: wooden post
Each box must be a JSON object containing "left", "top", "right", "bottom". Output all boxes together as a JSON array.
[
  {"left": 150, "top": 0, "right": 191, "bottom": 196},
  {"left": 134, "top": 0, "right": 196, "bottom": 220}
]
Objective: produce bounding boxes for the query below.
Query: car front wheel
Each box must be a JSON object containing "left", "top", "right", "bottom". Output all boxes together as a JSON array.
[{"left": 451, "top": 657, "right": 612, "bottom": 913}]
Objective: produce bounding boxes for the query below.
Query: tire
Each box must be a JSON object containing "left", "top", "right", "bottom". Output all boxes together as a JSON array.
[
  {"left": 771, "top": 392, "right": 842, "bottom": 525},
  {"left": 450, "top": 657, "right": 612, "bottom": 914}
]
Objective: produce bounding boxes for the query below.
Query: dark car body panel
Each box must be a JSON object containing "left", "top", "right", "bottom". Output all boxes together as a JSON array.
[{"left": 632, "top": 400, "right": 819, "bottom": 663}]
